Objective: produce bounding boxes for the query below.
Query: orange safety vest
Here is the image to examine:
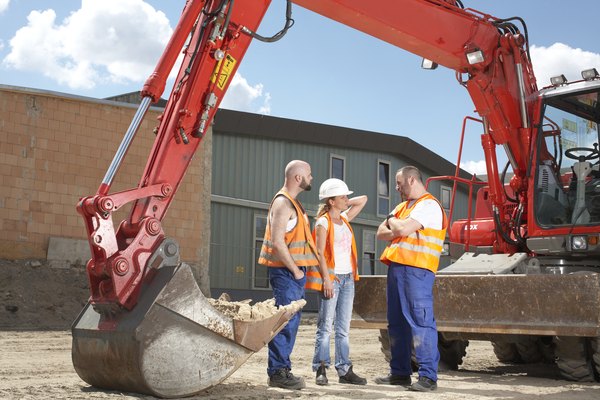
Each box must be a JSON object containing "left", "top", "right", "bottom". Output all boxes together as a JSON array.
[
  {"left": 258, "top": 190, "right": 319, "bottom": 268},
  {"left": 305, "top": 213, "right": 359, "bottom": 291},
  {"left": 380, "top": 193, "right": 448, "bottom": 273}
]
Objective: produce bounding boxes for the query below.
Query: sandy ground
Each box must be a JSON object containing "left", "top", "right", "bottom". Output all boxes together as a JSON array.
[
  {"left": 1, "top": 260, "right": 600, "bottom": 399},
  {"left": 1, "top": 321, "right": 600, "bottom": 400}
]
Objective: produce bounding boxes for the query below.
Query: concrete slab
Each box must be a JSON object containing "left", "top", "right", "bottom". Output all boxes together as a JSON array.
[{"left": 46, "top": 237, "right": 90, "bottom": 268}]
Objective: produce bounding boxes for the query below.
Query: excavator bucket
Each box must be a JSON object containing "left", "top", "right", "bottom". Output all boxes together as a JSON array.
[{"left": 71, "top": 263, "right": 302, "bottom": 398}]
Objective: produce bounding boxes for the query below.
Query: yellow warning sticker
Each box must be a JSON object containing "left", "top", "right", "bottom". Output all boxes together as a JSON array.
[{"left": 211, "top": 54, "right": 236, "bottom": 90}]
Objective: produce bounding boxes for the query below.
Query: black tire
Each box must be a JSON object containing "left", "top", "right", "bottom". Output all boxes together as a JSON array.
[
  {"left": 537, "top": 336, "right": 556, "bottom": 364},
  {"left": 438, "top": 333, "right": 468, "bottom": 371},
  {"left": 378, "top": 328, "right": 418, "bottom": 371},
  {"left": 378, "top": 329, "right": 465, "bottom": 371},
  {"left": 515, "top": 337, "right": 544, "bottom": 364},
  {"left": 492, "top": 341, "right": 521, "bottom": 363},
  {"left": 589, "top": 336, "right": 600, "bottom": 381},
  {"left": 379, "top": 329, "right": 392, "bottom": 363},
  {"left": 554, "top": 336, "right": 595, "bottom": 382}
]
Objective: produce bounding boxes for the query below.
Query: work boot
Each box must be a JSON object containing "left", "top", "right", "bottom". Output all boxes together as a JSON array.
[
  {"left": 268, "top": 369, "right": 306, "bottom": 390},
  {"left": 374, "top": 373, "right": 412, "bottom": 386},
  {"left": 409, "top": 376, "right": 437, "bottom": 392},
  {"left": 315, "top": 362, "right": 328, "bottom": 386},
  {"left": 338, "top": 366, "right": 367, "bottom": 385}
]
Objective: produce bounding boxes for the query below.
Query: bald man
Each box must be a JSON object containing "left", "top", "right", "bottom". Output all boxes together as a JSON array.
[{"left": 258, "top": 160, "right": 319, "bottom": 390}]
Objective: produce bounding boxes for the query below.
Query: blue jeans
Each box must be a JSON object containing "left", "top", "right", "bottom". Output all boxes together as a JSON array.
[
  {"left": 311, "top": 273, "right": 355, "bottom": 376},
  {"left": 387, "top": 262, "right": 439, "bottom": 382},
  {"left": 267, "top": 266, "right": 306, "bottom": 376}
]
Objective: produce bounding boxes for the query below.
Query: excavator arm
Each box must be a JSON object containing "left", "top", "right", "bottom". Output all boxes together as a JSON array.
[
  {"left": 77, "top": 0, "right": 274, "bottom": 311},
  {"left": 73, "top": 0, "right": 546, "bottom": 397},
  {"left": 293, "top": 0, "right": 538, "bottom": 252}
]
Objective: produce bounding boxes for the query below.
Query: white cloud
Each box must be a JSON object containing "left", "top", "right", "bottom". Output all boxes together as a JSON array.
[
  {"left": 0, "top": 0, "right": 9, "bottom": 14},
  {"left": 2, "top": 0, "right": 172, "bottom": 89},
  {"left": 460, "top": 160, "right": 487, "bottom": 176},
  {"left": 530, "top": 43, "right": 600, "bottom": 88},
  {"left": 220, "top": 73, "right": 271, "bottom": 115},
  {"left": 2, "top": 0, "right": 272, "bottom": 114}
]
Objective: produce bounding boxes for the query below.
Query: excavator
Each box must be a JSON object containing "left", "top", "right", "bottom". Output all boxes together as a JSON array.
[{"left": 71, "top": 0, "right": 600, "bottom": 397}]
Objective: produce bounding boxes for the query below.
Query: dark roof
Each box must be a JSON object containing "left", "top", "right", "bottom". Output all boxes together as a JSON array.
[
  {"left": 105, "top": 92, "right": 168, "bottom": 108},
  {"left": 214, "top": 108, "right": 473, "bottom": 180},
  {"left": 105, "top": 92, "right": 472, "bottom": 180}
]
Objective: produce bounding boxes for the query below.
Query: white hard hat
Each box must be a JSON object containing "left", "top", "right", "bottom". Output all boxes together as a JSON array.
[{"left": 319, "top": 178, "right": 353, "bottom": 200}]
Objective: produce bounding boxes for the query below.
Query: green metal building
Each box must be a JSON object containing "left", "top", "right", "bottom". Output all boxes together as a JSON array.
[{"left": 209, "top": 109, "right": 474, "bottom": 310}]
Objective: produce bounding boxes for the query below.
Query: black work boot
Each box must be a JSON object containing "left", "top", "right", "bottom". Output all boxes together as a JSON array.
[
  {"left": 268, "top": 369, "right": 306, "bottom": 390},
  {"left": 409, "top": 376, "right": 437, "bottom": 392},
  {"left": 374, "top": 373, "right": 412, "bottom": 386},
  {"left": 338, "top": 366, "right": 367, "bottom": 385},
  {"left": 315, "top": 362, "right": 328, "bottom": 386}
]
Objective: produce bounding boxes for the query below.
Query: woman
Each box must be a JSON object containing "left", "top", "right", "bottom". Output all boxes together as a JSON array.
[{"left": 306, "top": 178, "right": 368, "bottom": 386}]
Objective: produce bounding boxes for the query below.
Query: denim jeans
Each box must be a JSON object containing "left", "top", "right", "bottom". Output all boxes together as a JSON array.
[
  {"left": 267, "top": 266, "right": 306, "bottom": 376},
  {"left": 387, "top": 262, "right": 439, "bottom": 381},
  {"left": 311, "top": 272, "right": 355, "bottom": 376}
]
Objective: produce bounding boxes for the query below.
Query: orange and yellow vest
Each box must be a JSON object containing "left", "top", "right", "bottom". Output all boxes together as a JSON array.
[
  {"left": 305, "top": 213, "right": 359, "bottom": 291},
  {"left": 380, "top": 193, "right": 448, "bottom": 273},
  {"left": 258, "top": 190, "right": 319, "bottom": 268}
]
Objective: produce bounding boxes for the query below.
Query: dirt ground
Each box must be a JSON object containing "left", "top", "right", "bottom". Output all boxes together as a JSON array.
[{"left": 1, "top": 259, "right": 600, "bottom": 400}]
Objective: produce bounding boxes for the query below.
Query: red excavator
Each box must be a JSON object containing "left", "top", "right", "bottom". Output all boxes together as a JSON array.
[{"left": 72, "top": 0, "right": 600, "bottom": 397}]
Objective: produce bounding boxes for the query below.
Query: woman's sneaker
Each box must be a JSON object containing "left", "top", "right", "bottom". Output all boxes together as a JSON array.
[
  {"left": 268, "top": 369, "right": 305, "bottom": 390},
  {"left": 316, "top": 363, "right": 328, "bottom": 385},
  {"left": 339, "top": 366, "right": 367, "bottom": 385}
]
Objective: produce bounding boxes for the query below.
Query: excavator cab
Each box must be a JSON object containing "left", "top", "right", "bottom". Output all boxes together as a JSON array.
[{"left": 534, "top": 73, "right": 600, "bottom": 230}]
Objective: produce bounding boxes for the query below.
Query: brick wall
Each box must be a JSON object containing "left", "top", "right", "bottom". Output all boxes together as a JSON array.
[{"left": 0, "top": 86, "right": 212, "bottom": 271}]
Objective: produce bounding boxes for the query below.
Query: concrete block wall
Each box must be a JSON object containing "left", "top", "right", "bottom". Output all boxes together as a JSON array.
[{"left": 0, "top": 86, "right": 212, "bottom": 270}]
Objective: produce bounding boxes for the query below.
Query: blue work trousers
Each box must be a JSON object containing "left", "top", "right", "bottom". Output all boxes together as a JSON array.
[
  {"left": 311, "top": 272, "right": 355, "bottom": 376},
  {"left": 387, "top": 262, "right": 439, "bottom": 382},
  {"left": 267, "top": 266, "right": 306, "bottom": 376}
]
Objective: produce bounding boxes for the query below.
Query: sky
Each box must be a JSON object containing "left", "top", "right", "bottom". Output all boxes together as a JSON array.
[{"left": 1, "top": 0, "right": 600, "bottom": 175}]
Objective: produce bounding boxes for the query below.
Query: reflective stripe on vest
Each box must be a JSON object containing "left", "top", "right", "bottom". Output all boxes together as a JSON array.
[
  {"left": 258, "top": 191, "right": 319, "bottom": 268},
  {"left": 305, "top": 213, "right": 360, "bottom": 291},
  {"left": 379, "top": 193, "right": 448, "bottom": 273}
]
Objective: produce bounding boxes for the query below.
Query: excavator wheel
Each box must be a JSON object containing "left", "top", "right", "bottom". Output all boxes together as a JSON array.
[
  {"left": 378, "top": 329, "right": 466, "bottom": 371},
  {"left": 378, "top": 328, "right": 392, "bottom": 363},
  {"left": 492, "top": 336, "right": 554, "bottom": 365},
  {"left": 492, "top": 341, "right": 521, "bottom": 363},
  {"left": 592, "top": 337, "right": 600, "bottom": 380},
  {"left": 438, "top": 334, "right": 468, "bottom": 371},
  {"left": 554, "top": 336, "right": 596, "bottom": 382},
  {"left": 71, "top": 263, "right": 302, "bottom": 398}
]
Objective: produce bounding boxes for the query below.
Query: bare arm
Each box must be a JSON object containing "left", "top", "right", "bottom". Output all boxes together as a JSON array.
[
  {"left": 345, "top": 195, "right": 368, "bottom": 222},
  {"left": 270, "top": 196, "right": 305, "bottom": 279},
  {"left": 388, "top": 216, "right": 422, "bottom": 237},
  {"left": 376, "top": 219, "right": 395, "bottom": 241},
  {"left": 314, "top": 224, "right": 334, "bottom": 298},
  {"left": 376, "top": 212, "right": 422, "bottom": 241}
]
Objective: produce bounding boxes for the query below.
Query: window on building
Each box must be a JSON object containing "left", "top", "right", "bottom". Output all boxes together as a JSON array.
[
  {"left": 362, "top": 230, "right": 376, "bottom": 275},
  {"left": 330, "top": 154, "right": 345, "bottom": 180},
  {"left": 441, "top": 185, "right": 452, "bottom": 213},
  {"left": 253, "top": 214, "right": 270, "bottom": 289},
  {"left": 377, "top": 160, "right": 391, "bottom": 216}
]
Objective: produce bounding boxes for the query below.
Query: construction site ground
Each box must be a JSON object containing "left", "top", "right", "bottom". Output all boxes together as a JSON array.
[{"left": 1, "top": 259, "right": 600, "bottom": 400}]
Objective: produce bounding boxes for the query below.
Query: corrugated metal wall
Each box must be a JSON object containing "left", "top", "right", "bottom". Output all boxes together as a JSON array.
[{"left": 210, "top": 129, "right": 475, "bottom": 294}]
